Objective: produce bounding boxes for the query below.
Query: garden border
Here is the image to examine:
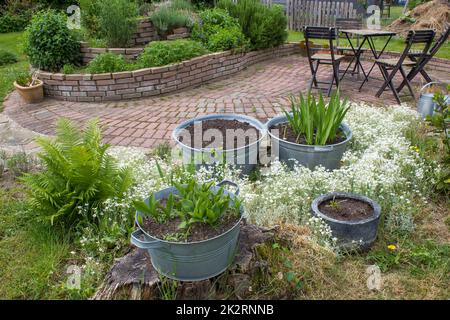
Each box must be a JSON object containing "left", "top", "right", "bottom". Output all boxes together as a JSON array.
[{"left": 36, "top": 43, "right": 301, "bottom": 102}]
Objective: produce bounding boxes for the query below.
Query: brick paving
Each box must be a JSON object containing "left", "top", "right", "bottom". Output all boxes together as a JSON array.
[{"left": 2, "top": 55, "right": 444, "bottom": 149}]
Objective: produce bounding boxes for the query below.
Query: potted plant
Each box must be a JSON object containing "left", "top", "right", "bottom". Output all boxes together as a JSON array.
[
  {"left": 14, "top": 71, "right": 44, "bottom": 104},
  {"left": 173, "top": 114, "right": 266, "bottom": 175},
  {"left": 267, "top": 91, "right": 352, "bottom": 170},
  {"left": 417, "top": 82, "right": 449, "bottom": 118},
  {"left": 130, "top": 178, "right": 243, "bottom": 281},
  {"left": 311, "top": 192, "right": 381, "bottom": 250}
]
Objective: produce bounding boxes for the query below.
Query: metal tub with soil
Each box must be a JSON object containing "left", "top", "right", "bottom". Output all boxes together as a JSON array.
[
  {"left": 311, "top": 192, "right": 381, "bottom": 250},
  {"left": 130, "top": 180, "right": 243, "bottom": 281},
  {"left": 172, "top": 114, "right": 266, "bottom": 175}
]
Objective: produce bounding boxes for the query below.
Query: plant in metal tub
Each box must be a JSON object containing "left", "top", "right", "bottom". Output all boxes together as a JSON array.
[
  {"left": 131, "top": 178, "right": 243, "bottom": 281},
  {"left": 267, "top": 91, "right": 352, "bottom": 170}
]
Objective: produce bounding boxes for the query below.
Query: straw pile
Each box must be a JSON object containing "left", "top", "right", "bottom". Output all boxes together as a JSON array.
[{"left": 387, "top": 0, "right": 450, "bottom": 38}]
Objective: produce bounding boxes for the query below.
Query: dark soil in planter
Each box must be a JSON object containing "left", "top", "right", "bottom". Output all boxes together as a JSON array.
[
  {"left": 319, "top": 197, "right": 375, "bottom": 222},
  {"left": 142, "top": 212, "right": 240, "bottom": 242},
  {"left": 270, "top": 122, "right": 346, "bottom": 145},
  {"left": 179, "top": 119, "right": 260, "bottom": 149}
]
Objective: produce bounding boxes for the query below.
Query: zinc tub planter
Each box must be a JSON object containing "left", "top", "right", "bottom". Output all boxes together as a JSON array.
[
  {"left": 130, "top": 180, "right": 243, "bottom": 281},
  {"left": 311, "top": 192, "right": 381, "bottom": 250},
  {"left": 172, "top": 114, "right": 266, "bottom": 175},
  {"left": 267, "top": 115, "right": 352, "bottom": 170}
]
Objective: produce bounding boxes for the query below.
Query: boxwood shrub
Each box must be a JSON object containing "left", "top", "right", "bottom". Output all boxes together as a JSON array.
[{"left": 24, "top": 10, "right": 80, "bottom": 72}]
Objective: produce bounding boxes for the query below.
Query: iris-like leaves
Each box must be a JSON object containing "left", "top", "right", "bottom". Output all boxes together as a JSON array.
[{"left": 283, "top": 91, "right": 350, "bottom": 146}]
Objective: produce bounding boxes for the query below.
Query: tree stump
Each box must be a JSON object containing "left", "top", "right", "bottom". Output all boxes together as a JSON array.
[{"left": 93, "top": 223, "right": 277, "bottom": 300}]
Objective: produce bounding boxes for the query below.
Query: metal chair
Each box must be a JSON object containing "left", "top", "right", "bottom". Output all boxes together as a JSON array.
[
  {"left": 304, "top": 26, "right": 344, "bottom": 97},
  {"left": 397, "top": 26, "right": 449, "bottom": 92},
  {"left": 375, "top": 29, "right": 435, "bottom": 104}
]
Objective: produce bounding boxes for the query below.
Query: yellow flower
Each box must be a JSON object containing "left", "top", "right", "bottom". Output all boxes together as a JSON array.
[{"left": 387, "top": 244, "right": 397, "bottom": 251}]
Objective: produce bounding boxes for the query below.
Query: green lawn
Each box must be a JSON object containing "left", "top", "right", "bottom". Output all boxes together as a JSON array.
[{"left": 0, "top": 32, "right": 28, "bottom": 109}]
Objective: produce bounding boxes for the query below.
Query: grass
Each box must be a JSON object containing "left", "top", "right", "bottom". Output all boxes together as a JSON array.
[
  {"left": 0, "top": 183, "right": 70, "bottom": 299},
  {"left": 0, "top": 32, "right": 28, "bottom": 110}
]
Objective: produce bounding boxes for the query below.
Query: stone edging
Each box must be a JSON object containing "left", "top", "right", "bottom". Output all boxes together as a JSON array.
[{"left": 36, "top": 43, "right": 301, "bottom": 102}]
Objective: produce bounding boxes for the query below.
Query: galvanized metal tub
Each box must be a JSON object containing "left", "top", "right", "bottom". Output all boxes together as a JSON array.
[
  {"left": 131, "top": 180, "right": 243, "bottom": 281},
  {"left": 311, "top": 192, "right": 381, "bottom": 250},
  {"left": 266, "top": 115, "right": 352, "bottom": 170},
  {"left": 172, "top": 114, "right": 266, "bottom": 176},
  {"left": 417, "top": 82, "right": 449, "bottom": 118}
]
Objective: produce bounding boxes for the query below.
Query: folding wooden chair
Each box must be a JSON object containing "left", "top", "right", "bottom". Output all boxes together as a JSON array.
[
  {"left": 304, "top": 26, "right": 344, "bottom": 97},
  {"left": 375, "top": 29, "right": 435, "bottom": 104},
  {"left": 397, "top": 26, "right": 449, "bottom": 92}
]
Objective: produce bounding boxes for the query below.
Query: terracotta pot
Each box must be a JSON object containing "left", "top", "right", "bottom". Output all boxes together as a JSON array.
[{"left": 14, "top": 79, "right": 44, "bottom": 104}]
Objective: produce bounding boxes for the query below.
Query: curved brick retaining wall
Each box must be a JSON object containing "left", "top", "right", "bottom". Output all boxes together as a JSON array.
[{"left": 36, "top": 43, "right": 301, "bottom": 102}]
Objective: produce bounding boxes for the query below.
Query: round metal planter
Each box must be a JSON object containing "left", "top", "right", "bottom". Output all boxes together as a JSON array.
[
  {"left": 266, "top": 115, "right": 352, "bottom": 170},
  {"left": 311, "top": 192, "right": 381, "bottom": 250},
  {"left": 172, "top": 114, "right": 266, "bottom": 176},
  {"left": 130, "top": 180, "right": 243, "bottom": 281}
]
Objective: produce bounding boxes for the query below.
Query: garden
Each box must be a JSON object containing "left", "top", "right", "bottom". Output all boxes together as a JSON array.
[{"left": 0, "top": 0, "right": 449, "bottom": 301}]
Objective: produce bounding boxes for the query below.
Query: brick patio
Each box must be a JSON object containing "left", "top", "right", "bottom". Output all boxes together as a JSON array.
[{"left": 2, "top": 54, "right": 445, "bottom": 149}]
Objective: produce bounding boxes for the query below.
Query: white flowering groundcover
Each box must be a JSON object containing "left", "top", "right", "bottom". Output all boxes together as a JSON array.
[{"left": 82, "top": 103, "right": 436, "bottom": 254}]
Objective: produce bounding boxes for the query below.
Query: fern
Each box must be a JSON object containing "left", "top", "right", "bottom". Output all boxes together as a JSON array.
[{"left": 21, "top": 118, "right": 134, "bottom": 228}]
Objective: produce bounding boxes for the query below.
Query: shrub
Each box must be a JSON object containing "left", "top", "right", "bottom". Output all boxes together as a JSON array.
[
  {"left": 150, "top": 1, "right": 196, "bottom": 37},
  {"left": 62, "top": 64, "right": 76, "bottom": 74},
  {"left": 217, "top": 0, "right": 287, "bottom": 50},
  {"left": 0, "top": 11, "right": 31, "bottom": 33},
  {"left": 21, "top": 118, "right": 133, "bottom": 227},
  {"left": 137, "top": 39, "right": 208, "bottom": 67},
  {"left": 24, "top": 10, "right": 80, "bottom": 72},
  {"left": 0, "top": 50, "right": 18, "bottom": 66},
  {"left": 87, "top": 53, "right": 129, "bottom": 74},
  {"left": 97, "top": 0, "right": 139, "bottom": 47},
  {"left": 191, "top": 8, "right": 248, "bottom": 52},
  {"left": 79, "top": 0, "right": 102, "bottom": 38}
]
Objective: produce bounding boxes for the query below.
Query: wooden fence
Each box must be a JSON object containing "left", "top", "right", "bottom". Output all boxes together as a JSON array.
[{"left": 285, "top": 0, "right": 362, "bottom": 31}]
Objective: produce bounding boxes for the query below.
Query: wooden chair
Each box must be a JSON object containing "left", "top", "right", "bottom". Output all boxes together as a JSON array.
[
  {"left": 397, "top": 26, "right": 449, "bottom": 92},
  {"left": 304, "top": 26, "right": 344, "bottom": 96},
  {"left": 375, "top": 29, "right": 436, "bottom": 104}
]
